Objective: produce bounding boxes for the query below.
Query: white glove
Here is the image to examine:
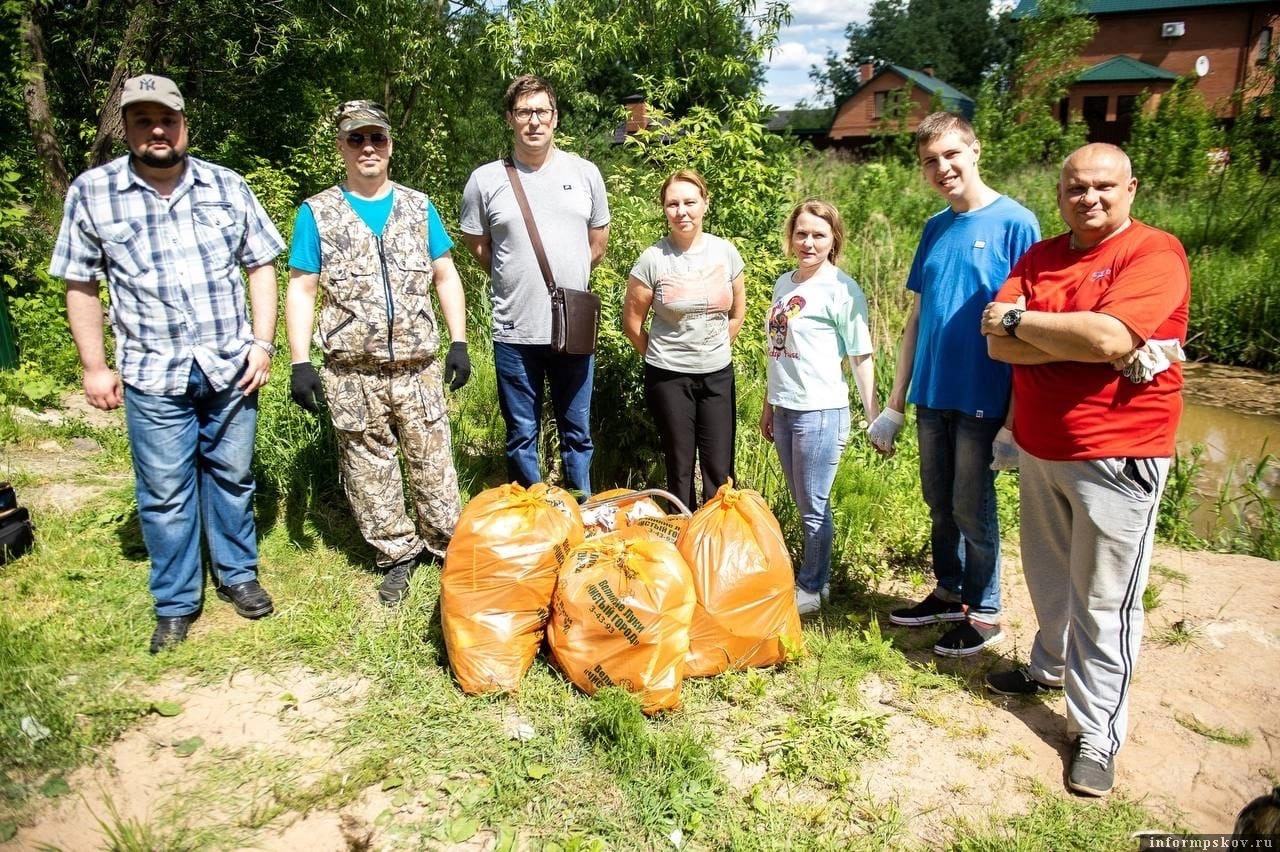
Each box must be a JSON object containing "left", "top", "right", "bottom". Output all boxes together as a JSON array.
[
  {"left": 867, "top": 409, "right": 905, "bottom": 453},
  {"left": 1115, "top": 338, "right": 1186, "bottom": 384},
  {"left": 990, "top": 427, "right": 1019, "bottom": 471}
]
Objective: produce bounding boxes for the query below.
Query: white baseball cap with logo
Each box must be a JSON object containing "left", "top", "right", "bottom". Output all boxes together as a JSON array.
[{"left": 120, "top": 74, "right": 185, "bottom": 112}]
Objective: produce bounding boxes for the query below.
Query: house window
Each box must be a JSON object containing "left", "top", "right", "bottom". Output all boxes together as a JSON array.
[
  {"left": 1259, "top": 27, "right": 1273, "bottom": 66},
  {"left": 873, "top": 91, "right": 889, "bottom": 118}
]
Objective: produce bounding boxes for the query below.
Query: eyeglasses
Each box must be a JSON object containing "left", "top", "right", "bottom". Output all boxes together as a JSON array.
[
  {"left": 343, "top": 131, "right": 390, "bottom": 150},
  {"left": 511, "top": 107, "right": 555, "bottom": 123}
]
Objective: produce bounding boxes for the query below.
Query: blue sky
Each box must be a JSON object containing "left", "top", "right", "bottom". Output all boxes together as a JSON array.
[{"left": 762, "top": 1, "right": 873, "bottom": 109}]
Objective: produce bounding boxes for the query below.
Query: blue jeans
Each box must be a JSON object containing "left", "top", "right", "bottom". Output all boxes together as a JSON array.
[
  {"left": 124, "top": 364, "right": 259, "bottom": 617},
  {"left": 772, "top": 406, "right": 849, "bottom": 594},
  {"left": 916, "top": 405, "right": 1003, "bottom": 619},
  {"left": 493, "top": 342, "right": 593, "bottom": 497}
]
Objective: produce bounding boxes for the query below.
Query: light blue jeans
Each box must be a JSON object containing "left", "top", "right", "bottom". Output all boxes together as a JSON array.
[
  {"left": 772, "top": 405, "right": 850, "bottom": 594},
  {"left": 124, "top": 364, "right": 260, "bottom": 617}
]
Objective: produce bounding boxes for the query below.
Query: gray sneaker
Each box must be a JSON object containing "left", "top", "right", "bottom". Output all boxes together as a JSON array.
[
  {"left": 1068, "top": 737, "right": 1114, "bottom": 797},
  {"left": 378, "top": 553, "right": 421, "bottom": 606}
]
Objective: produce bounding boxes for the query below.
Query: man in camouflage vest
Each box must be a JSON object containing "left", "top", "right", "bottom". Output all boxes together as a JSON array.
[{"left": 285, "top": 100, "right": 470, "bottom": 605}]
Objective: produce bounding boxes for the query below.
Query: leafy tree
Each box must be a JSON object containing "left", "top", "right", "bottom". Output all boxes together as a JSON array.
[
  {"left": 973, "top": 0, "right": 1094, "bottom": 175},
  {"left": 483, "top": 0, "right": 789, "bottom": 130},
  {"left": 813, "top": 0, "right": 1014, "bottom": 106}
]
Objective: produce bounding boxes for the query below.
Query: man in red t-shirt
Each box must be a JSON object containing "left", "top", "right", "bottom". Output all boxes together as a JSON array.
[{"left": 978, "top": 143, "right": 1190, "bottom": 798}]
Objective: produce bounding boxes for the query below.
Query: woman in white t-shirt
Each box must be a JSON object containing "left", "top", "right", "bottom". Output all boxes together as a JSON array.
[
  {"left": 760, "top": 199, "right": 880, "bottom": 614},
  {"left": 624, "top": 169, "right": 746, "bottom": 510}
]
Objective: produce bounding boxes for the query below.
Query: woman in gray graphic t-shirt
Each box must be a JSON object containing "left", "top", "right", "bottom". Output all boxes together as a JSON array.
[{"left": 623, "top": 169, "right": 746, "bottom": 511}]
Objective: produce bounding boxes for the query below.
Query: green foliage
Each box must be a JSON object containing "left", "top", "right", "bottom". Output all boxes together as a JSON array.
[
  {"left": 486, "top": 0, "right": 788, "bottom": 128},
  {"left": 1128, "top": 77, "right": 1221, "bottom": 196},
  {"left": 974, "top": 0, "right": 1094, "bottom": 176},
  {"left": 0, "top": 159, "right": 76, "bottom": 386},
  {"left": 950, "top": 783, "right": 1159, "bottom": 850},
  {"left": 1158, "top": 445, "right": 1206, "bottom": 549},
  {"left": 814, "top": 0, "right": 1014, "bottom": 104}
]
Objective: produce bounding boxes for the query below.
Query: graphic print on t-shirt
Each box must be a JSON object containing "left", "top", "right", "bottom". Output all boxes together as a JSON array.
[
  {"left": 767, "top": 295, "right": 806, "bottom": 358},
  {"left": 655, "top": 263, "right": 732, "bottom": 314}
]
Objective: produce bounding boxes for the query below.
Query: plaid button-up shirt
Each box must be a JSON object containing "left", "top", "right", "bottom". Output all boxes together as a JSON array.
[{"left": 49, "top": 155, "right": 284, "bottom": 394}]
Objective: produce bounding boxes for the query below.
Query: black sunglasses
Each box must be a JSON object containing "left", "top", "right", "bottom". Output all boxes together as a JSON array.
[{"left": 344, "top": 131, "right": 390, "bottom": 150}]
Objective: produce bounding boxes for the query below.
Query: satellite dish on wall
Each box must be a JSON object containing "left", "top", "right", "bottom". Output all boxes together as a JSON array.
[{"left": 1195, "top": 55, "right": 1210, "bottom": 77}]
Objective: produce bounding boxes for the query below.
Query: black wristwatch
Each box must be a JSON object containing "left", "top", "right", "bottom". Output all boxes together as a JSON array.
[{"left": 1001, "top": 309, "right": 1024, "bottom": 338}]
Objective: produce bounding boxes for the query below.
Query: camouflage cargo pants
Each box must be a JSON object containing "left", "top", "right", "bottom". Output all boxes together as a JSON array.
[{"left": 321, "top": 360, "right": 461, "bottom": 566}]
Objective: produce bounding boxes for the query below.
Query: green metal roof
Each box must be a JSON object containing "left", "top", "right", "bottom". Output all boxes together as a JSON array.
[
  {"left": 1076, "top": 55, "right": 1181, "bottom": 82},
  {"left": 1014, "top": 0, "right": 1267, "bottom": 16},
  {"left": 888, "top": 65, "right": 976, "bottom": 107}
]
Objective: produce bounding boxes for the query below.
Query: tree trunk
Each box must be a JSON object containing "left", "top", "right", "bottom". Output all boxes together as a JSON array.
[
  {"left": 87, "top": 0, "right": 156, "bottom": 168},
  {"left": 19, "top": 7, "right": 68, "bottom": 196}
]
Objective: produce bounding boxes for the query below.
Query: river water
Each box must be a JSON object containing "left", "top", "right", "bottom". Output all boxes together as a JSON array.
[{"left": 1177, "top": 363, "right": 1280, "bottom": 538}]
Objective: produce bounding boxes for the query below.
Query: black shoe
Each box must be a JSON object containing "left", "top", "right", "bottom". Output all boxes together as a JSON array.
[
  {"left": 150, "top": 614, "right": 196, "bottom": 654},
  {"left": 378, "top": 553, "right": 422, "bottom": 606},
  {"left": 889, "top": 593, "right": 966, "bottom": 626},
  {"left": 934, "top": 620, "right": 1005, "bottom": 657},
  {"left": 1068, "top": 737, "right": 1115, "bottom": 797},
  {"left": 985, "top": 665, "right": 1062, "bottom": 696},
  {"left": 216, "top": 579, "right": 274, "bottom": 619}
]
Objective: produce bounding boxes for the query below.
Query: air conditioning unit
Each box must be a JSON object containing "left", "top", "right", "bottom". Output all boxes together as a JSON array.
[{"left": 1161, "top": 21, "right": 1186, "bottom": 38}]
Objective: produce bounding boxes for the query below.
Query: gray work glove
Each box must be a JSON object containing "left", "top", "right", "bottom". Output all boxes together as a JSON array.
[
  {"left": 443, "top": 341, "right": 471, "bottom": 391},
  {"left": 990, "top": 426, "right": 1019, "bottom": 471},
  {"left": 290, "top": 362, "right": 326, "bottom": 412},
  {"left": 867, "top": 409, "right": 905, "bottom": 454}
]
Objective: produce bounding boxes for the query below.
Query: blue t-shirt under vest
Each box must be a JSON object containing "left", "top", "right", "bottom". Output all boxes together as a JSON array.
[{"left": 288, "top": 189, "right": 453, "bottom": 273}]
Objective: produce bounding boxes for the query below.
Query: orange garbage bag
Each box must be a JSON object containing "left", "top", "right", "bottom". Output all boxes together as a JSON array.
[
  {"left": 677, "top": 481, "right": 804, "bottom": 677},
  {"left": 582, "top": 488, "right": 665, "bottom": 537},
  {"left": 441, "top": 482, "right": 584, "bottom": 694},
  {"left": 547, "top": 526, "right": 696, "bottom": 714}
]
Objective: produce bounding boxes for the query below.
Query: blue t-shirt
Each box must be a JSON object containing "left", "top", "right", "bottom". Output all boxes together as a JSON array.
[
  {"left": 906, "top": 195, "right": 1040, "bottom": 418},
  {"left": 288, "top": 189, "right": 453, "bottom": 273}
]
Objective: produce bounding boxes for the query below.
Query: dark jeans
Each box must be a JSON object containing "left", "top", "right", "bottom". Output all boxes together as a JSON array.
[
  {"left": 643, "top": 362, "right": 736, "bottom": 510},
  {"left": 916, "top": 405, "right": 1004, "bottom": 618},
  {"left": 493, "top": 342, "right": 593, "bottom": 496}
]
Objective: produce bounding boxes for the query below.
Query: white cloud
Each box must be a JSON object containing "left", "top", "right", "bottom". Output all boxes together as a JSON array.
[
  {"left": 768, "top": 40, "right": 829, "bottom": 71},
  {"left": 760, "top": 0, "right": 871, "bottom": 108},
  {"left": 763, "top": 76, "right": 820, "bottom": 109}
]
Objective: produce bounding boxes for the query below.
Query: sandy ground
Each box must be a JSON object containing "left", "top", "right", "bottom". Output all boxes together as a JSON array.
[
  {"left": 1, "top": 393, "right": 1277, "bottom": 849},
  {"left": 3, "top": 539, "right": 1275, "bottom": 850}
]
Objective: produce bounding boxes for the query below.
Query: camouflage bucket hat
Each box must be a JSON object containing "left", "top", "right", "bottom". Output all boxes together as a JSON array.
[{"left": 335, "top": 100, "right": 391, "bottom": 133}]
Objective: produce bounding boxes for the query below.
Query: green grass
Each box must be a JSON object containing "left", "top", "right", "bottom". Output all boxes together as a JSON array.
[
  {"left": 0, "top": 400, "right": 1199, "bottom": 848},
  {"left": 1173, "top": 714, "right": 1253, "bottom": 747}
]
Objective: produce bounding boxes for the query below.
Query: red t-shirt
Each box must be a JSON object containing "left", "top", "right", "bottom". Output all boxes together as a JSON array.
[{"left": 997, "top": 220, "right": 1190, "bottom": 460}]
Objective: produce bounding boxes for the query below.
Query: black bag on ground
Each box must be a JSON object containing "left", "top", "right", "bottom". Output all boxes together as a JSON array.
[
  {"left": 0, "top": 482, "right": 34, "bottom": 564},
  {"left": 551, "top": 287, "right": 601, "bottom": 356}
]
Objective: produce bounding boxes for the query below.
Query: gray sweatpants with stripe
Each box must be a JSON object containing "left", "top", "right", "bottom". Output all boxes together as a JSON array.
[{"left": 1019, "top": 453, "right": 1170, "bottom": 758}]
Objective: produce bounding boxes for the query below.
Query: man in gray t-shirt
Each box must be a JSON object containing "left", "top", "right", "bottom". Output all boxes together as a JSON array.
[{"left": 460, "top": 74, "right": 610, "bottom": 497}]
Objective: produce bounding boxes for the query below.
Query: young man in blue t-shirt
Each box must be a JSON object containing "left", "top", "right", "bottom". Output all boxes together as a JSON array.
[{"left": 869, "top": 112, "right": 1040, "bottom": 656}]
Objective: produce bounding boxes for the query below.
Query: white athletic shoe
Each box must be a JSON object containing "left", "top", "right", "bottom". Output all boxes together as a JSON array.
[{"left": 795, "top": 587, "right": 821, "bottom": 615}]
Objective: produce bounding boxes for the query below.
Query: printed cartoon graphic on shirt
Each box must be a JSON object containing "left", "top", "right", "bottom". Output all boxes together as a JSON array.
[{"left": 767, "top": 295, "right": 805, "bottom": 358}]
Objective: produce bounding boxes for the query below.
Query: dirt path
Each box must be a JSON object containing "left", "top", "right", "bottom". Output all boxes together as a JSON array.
[
  {"left": 1, "top": 393, "right": 1277, "bottom": 848},
  {"left": 5, "top": 540, "right": 1274, "bottom": 850}
]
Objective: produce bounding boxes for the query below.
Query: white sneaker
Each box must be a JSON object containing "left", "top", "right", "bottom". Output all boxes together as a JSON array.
[
  {"left": 795, "top": 587, "right": 821, "bottom": 615},
  {"left": 821, "top": 583, "right": 831, "bottom": 603}
]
